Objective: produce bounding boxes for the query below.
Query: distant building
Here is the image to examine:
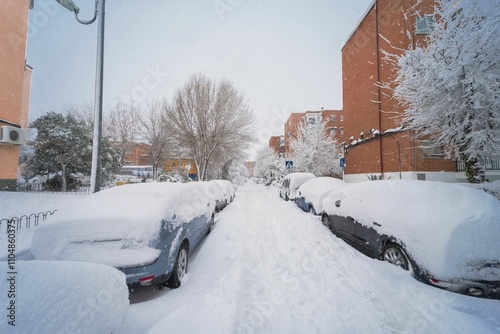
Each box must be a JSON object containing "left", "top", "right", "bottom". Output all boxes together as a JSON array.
[
  {"left": 283, "top": 110, "right": 344, "bottom": 157},
  {"left": 123, "top": 143, "right": 152, "bottom": 166},
  {"left": 268, "top": 135, "right": 285, "bottom": 157},
  {"left": 122, "top": 142, "right": 198, "bottom": 179},
  {"left": 0, "top": 1, "right": 33, "bottom": 190},
  {"left": 163, "top": 158, "right": 198, "bottom": 180},
  {"left": 245, "top": 161, "right": 256, "bottom": 177}
]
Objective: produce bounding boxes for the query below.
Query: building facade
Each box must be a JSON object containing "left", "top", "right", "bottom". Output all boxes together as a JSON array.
[
  {"left": 340, "top": 0, "right": 474, "bottom": 183},
  {"left": 0, "top": 0, "right": 32, "bottom": 190},
  {"left": 268, "top": 135, "right": 285, "bottom": 157},
  {"left": 283, "top": 110, "right": 344, "bottom": 157}
]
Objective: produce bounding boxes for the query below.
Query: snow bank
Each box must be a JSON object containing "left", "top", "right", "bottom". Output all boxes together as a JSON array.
[
  {"left": 322, "top": 180, "right": 500, "bottom": 281},
  {"left": 297, "top": 177, "right": 347, "bottom": 213},
  {"left": 0, "top": 261, "right": 128, "bottom": 334},
  {"left": 0, "top": 192, "right": 82, "bottom": 259}
]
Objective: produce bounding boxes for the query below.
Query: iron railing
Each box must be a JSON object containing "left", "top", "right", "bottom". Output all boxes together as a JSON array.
[
  {"left": 456, "top": 160, "right": 500, "bottom": 172},
  {"left": 16, "top": 182, "right": 90, "bottom": 195},
  {"left": 1, "top": 210, "right": 58, "bottom": 233}
]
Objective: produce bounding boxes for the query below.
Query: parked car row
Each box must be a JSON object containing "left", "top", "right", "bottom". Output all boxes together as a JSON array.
[
  {"left": 279, "top": 173, "right": 500, "bottom": 299},
  {"left": 31, "top": 180, "right": 236, "bottom": 291},
  {"left": 207, "top": 179, "right": 236, "bottom": 212}
]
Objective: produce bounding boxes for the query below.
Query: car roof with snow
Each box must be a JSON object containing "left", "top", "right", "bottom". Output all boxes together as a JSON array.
[
  {"left": 322, "top": 180, "right": 500, "bottom": 281},
  {"left": 283, "top": 172, "right": 315, "bottom": 187},
  {"left": 297, "top": 177, "right": 347, "bottom": 200}
]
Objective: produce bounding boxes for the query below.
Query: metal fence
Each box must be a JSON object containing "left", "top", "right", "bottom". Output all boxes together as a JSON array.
[
  {"left": 16, "top": 182, "right": 90, "bottom": 195},
  {"left": 456, "top": 160, "right": 500, "bottom": 171},
  {"left": 1, "top": 210, "right": 58, "bottom": 234}
]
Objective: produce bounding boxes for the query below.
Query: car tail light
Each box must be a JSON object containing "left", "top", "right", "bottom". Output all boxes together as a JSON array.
[
  {"left": 429, "top": 278, "right": 452, "bottom": 288},
  {"left": 138, "top": 275, "right": 155, "bottom": 285}
]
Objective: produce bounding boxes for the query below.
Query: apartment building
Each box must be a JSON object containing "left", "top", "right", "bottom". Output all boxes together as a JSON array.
[
  {"left": 268, "top": 135, "right": 285, "bottom": 157},
  {"left": 0, "top": 0, "right": 33, "bottom": 190},
  {"left": 341, "top": 0, "right": 468, "bottom": 183}
]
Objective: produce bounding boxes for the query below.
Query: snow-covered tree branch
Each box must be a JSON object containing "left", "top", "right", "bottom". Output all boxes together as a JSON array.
[
  {"left": 289, "top": 119, "right": 342, "bottom": 177},
  {"left": 393, "top": 0, "right": 500, "bottom": 182}
]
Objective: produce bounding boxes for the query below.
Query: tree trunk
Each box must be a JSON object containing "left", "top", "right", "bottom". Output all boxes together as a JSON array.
[
  {"left": 61, "top": 163, "right": 67, "bottom": 192},
  {"left": 463, "top": 156, "right": 484, "bottom": 183}
]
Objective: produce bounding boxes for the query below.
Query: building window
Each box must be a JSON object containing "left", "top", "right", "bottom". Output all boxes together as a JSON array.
[
  {"left": 330, "top": 115, "right": 336, "bottom": 122},
  {"left": 340, "top": 115, "right": 344, "bottom": 122},
  {"left": 416, "top": 15, "right": 435, "bottom": 35},
  {"left": 339, "top": 127, "right": 344, "bottom": 136},
  {"left": 420, "top": 140, "right": 444, "bottom": 158},
  {"left": 329, "top": 127, "right": 337, "bottom": 136}
]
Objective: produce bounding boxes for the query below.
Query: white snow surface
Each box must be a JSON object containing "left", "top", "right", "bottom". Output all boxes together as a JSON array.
[
  {"left": 0, "top": 261, "right": 129, "bottom": 334},
  {"left": 296, "top": 176, "right": 348, "bottom": 213},
  {"left": 1, "top": 181, "right": 500, "bottom": 333},
  {"left": 30, "top": 182, "right": 215, "bottom": 267},
  {"left": 322, "top": 180, "right": 500, "bottom": 281}
]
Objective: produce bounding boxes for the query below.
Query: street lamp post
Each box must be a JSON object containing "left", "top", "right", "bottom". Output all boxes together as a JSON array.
[{"left": 55, "top": 0, "right": 105, "bottom": 193}]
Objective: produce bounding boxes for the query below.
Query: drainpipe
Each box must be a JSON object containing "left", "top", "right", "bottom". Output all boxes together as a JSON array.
[{"left": 375, "top": 2, "right": 384, "bottom": 176}]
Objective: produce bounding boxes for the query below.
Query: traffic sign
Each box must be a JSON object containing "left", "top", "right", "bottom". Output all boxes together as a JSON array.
[
  {"left": 285, "top": 160, "right": 293, "bottom": 169},
  {"left": 340, "top": 157, "right": 345, "bottom": 168}
]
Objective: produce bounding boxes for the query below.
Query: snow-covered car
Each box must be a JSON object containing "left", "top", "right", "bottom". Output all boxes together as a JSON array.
[
  {"left": 279, "top": 173, "right": 315, "bottom": 201},
  {"left": 321, "top": 180, "right": 500, "bottom": 299},
  {"left": 295, "top": 177, "right": 347, "bottom": 214},
  {"left": 31, "top": 182, "right": 216, "bottom": 290},
  {"left": 204, "top": 179, "right": 236, "bottom": 211}
]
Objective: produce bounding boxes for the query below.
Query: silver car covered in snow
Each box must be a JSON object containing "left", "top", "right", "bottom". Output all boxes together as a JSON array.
[{"left": 31, "top": 182, "right": 216, "bottom": 289}]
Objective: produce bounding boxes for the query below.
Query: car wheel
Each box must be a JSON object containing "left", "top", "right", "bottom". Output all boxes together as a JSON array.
[
  {"left": 381, "top": 243, "right": 410, "bottom": 271},
  {"left": 308, "top": 205, "right": 316, "bottom": 215},
  {"left": 321, "top": 214, "right": 331, "bottom": 229},
  {"left": 166, "top": 243, "right": 189, "bottom": 289},
  {"left": 285, "top": 193, "right": 289, "bottom": 201}
]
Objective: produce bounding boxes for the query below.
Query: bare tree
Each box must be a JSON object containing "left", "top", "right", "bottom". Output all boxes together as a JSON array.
[
  {"left": 105, "top": 100, "right": 140, "bottom": 165},
  {"left": 164, "top": 73, "right": 256, "bottom": 181},
  {"left": 138, "top": 100, "right": 170, "bottom": 179},
  {"left": 65, "top": 101, "right": 94, "bottom": 128}
]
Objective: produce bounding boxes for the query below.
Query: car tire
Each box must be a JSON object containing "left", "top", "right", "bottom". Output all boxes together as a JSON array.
[
  {"left": 285, "top": 193, "right": 289, "bottom": 201},
  {"left": 308, "top": 206, "right": 316, "bottom": 215},
  {"left": 166, "top": 243, "right": 189, "bottom": 289},
  {"left": 321, "top": 214, "right": 331, "bottom": 229},
  {"left": 381, "top": 243, "right": 411, "bottom": 271}
]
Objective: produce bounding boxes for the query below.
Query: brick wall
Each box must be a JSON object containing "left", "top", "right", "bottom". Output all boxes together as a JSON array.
[
  {"left": 341, "top": 0, "right": 454, "bottom": 179},
  {"left": 0, "top": 0, "right": 30, "bottom": 190}
]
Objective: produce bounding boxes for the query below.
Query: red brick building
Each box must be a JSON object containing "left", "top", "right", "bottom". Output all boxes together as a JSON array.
[
  {"left": 341, "top": 0, "right": 462, "bottom": 182},
  {"left": 283, "top": 110, "right": 344, "bottom": 157},
  {"left": 268, "top": 135, "right": 285, "bottom": 157}
]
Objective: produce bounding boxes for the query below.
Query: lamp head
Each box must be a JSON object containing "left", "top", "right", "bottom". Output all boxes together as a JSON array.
[{"left": 55, "top": 0, "right": 79, "bottom": 13}]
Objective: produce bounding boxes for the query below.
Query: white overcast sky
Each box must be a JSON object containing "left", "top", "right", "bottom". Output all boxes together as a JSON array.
[{"left": 27, "top": 0, "right": 373, "bottom": 156}]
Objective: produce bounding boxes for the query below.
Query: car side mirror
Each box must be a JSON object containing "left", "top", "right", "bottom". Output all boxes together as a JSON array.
[{"left": 335, "top": 200, "right": 342, "bottom": 208}]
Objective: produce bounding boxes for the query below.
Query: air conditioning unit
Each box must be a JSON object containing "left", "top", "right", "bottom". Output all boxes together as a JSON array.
[{"left": 0, "top": 126, "right": 25, "bottom": 145}]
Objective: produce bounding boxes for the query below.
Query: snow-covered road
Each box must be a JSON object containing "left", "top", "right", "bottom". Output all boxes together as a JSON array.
[{"left": 120, "top": 181, "right": 500, "bottom": 334}]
